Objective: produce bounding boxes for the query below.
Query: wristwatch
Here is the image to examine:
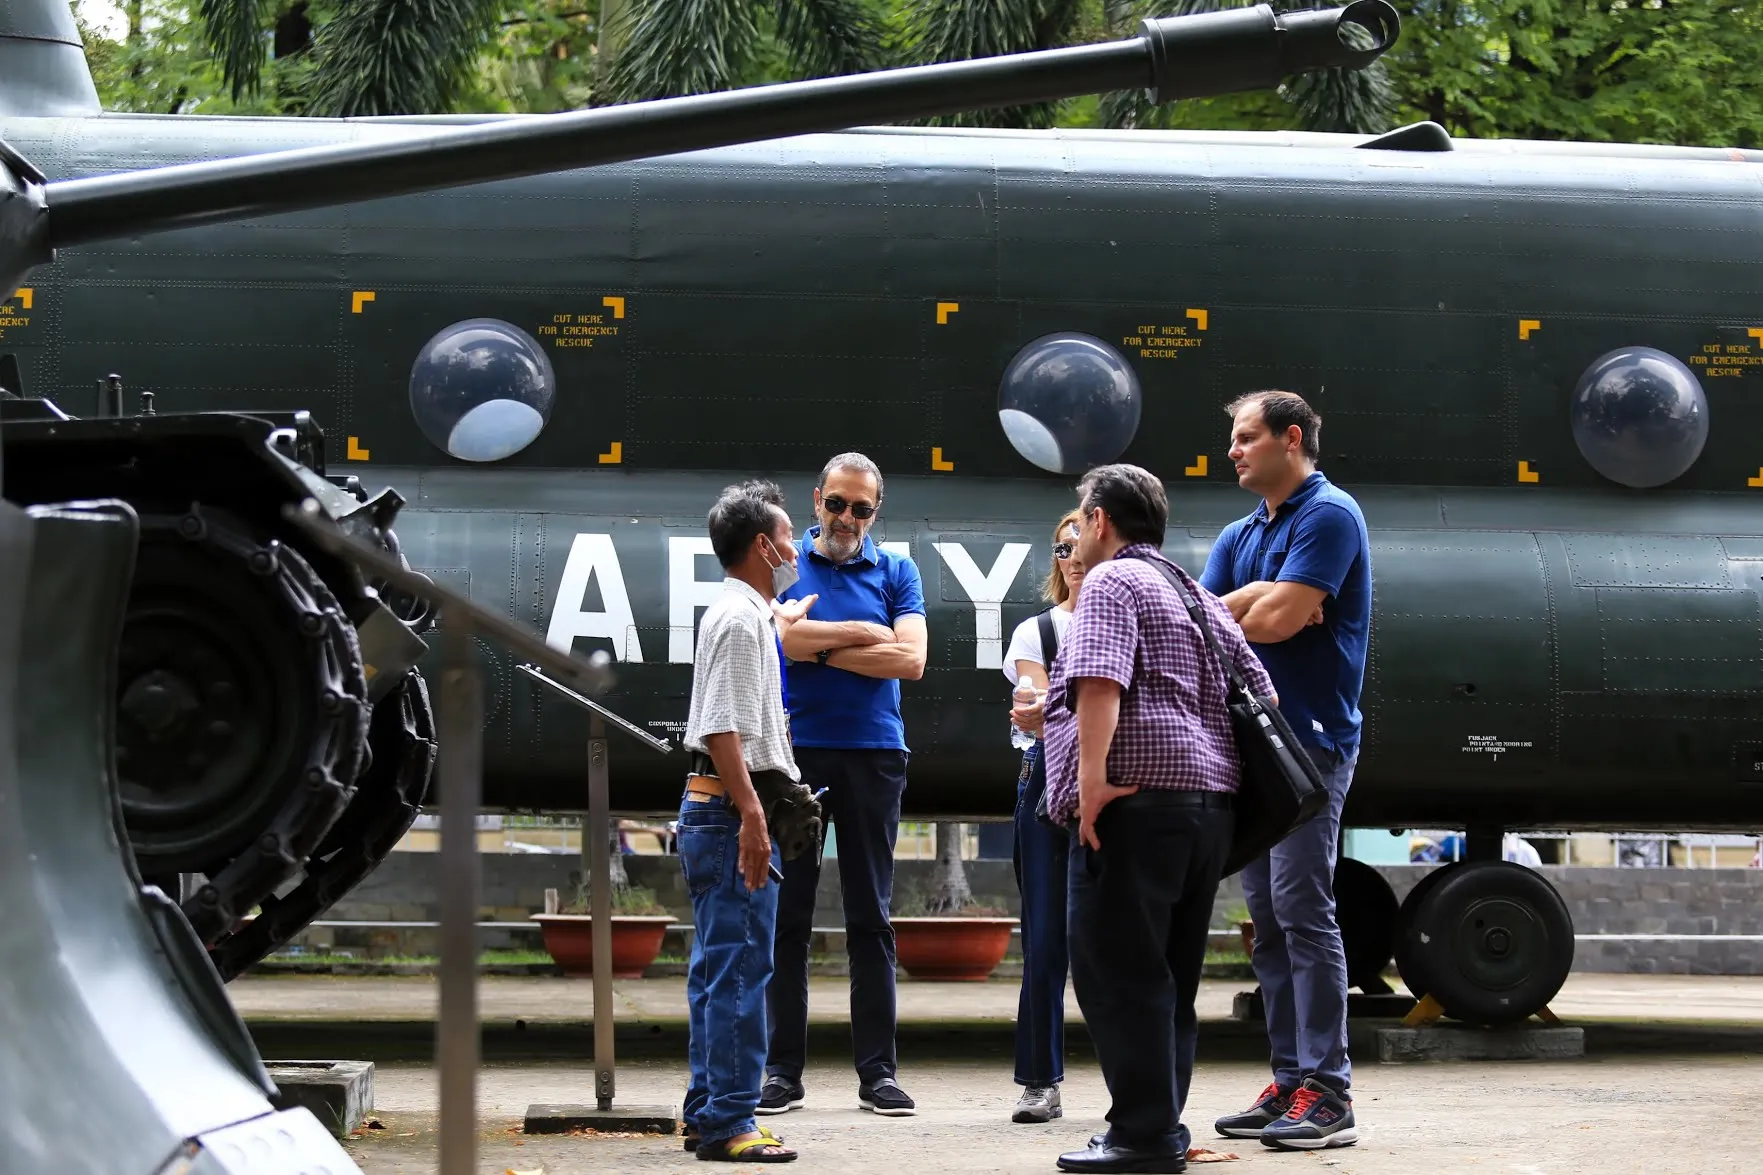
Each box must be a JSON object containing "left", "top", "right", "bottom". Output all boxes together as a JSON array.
[{"left": 816, "top": 649, "right": 832, "bottom": 666}]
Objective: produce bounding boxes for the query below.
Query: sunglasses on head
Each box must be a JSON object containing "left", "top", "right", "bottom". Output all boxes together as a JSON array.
[
  {"left": 1053, "top": 542, "right": 1075, "bottom": 559},
  {"left": 822, "top": 495, "right": 876, "bottom": 520}
]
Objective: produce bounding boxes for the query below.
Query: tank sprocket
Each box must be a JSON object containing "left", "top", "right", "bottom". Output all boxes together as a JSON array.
[
  {"left": 116, "top": 502, "right": 372, "bottom": 945},
  {"left": 207, "top": 667, "right": 436, "bottom": 980}
]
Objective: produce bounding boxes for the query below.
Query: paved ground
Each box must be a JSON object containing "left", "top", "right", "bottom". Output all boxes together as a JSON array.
[{"left": 338, "top": 1053, "right": 1761, "bottom": 1174}]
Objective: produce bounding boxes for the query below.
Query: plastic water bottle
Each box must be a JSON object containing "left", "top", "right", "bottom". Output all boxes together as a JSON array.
[{"left": 1011, "top": 675, "right": 1038, "bottom": 750}]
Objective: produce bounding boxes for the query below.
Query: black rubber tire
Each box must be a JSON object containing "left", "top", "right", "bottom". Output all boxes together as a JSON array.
[
  {"left": 1393, "top": 860, "right": 1461, "bottom": 999},
  {"left": 1334, "top": 856, "right": 1399, "bottom": 991},
  {"left": 1406, "top": 860, "right": 1574, "bottom": 1026}
]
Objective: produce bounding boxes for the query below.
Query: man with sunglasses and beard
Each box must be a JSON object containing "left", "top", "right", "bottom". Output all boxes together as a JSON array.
[{"left": 761, "top": 452, "right": 928, "bottom": 1119}]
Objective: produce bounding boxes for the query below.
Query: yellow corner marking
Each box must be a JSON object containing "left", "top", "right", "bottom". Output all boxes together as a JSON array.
[
  {"left": 1186, "top": 308, "right": 1209, "bottom": 332},
  {"left": 16, "top": 288, "right": 32, "bottom": 310},
  {"left": 1749, "top": 327, "right": 1763, "bottom": 346},
  {"left": 935, "top": 302, "right": 960, "bottom": 325},
  {"left": 1184, "top": 455, "right": 1208, "bottom": 477},
  {"left": 603, "top": 296, "right": 625, "bottom": 319},
  {"left": 1518, "top": 460, "right": 1539, "bottom": 483},
  {"left": 1748, "top": 468, "right": 1763, "bottom": 488},
  {"left": 351, "top": 291, "right": 376, "bottom": 314},
  {"left": 931, "top": 447, "right": 955, "bottom": 472},
  {"left": 599, "top": 441, "right": 624, "bottom": 465},
  {"left": 1518, "top": 318, "right": 1540, "bottom": 340},
  {"left": 346, "top": 436, "right": 370, "bottom": 461}
]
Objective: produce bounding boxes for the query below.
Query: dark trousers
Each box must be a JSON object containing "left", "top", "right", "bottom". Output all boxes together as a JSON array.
[
  {"left": 1068, "top": 792, "right": 1234, "bottom": 1154},
  {"left": 766, "top": 747, "right": 907, "bottom": 1084},
  {"left": 1012, "top": 743, "right": 1069, "bottom": 1086}
]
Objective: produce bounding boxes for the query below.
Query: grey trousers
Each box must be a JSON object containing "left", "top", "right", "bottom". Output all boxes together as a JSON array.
[{"left": 1240, "top": 746, "right": 1357, "bottom": 1094}]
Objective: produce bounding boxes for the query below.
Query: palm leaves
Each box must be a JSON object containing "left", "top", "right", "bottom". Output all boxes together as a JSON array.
[
  {"left": 898, "top": 0, "right": 1089, "bottom": 128},
  {"left": 187, "top": 0, "right": 1395, "bottom": 132},
  {"left": 304, "top": 0, "right": 507, "bottom": 117}
]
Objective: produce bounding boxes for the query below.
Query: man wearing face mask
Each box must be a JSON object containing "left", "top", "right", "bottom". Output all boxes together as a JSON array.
[
  {"left": 762, "top": 452, "right": 929, "bottom": 1119},
  {"left": 679, "top": 479, "right": 815, "bottom": 1162}
]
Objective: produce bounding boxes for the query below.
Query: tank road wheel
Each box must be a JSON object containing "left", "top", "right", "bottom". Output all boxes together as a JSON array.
[
  {"left": 208, "top": 669, "right": 437, "bottom": 980},
  {"left": 1402, "top": 861, "right": 1574, "bottom": 1026},
  {"left": 1334, "top": 856, "right": 1400, "bottom": 992},
  {"left": 114, "top": 505, "right": 371, "bottom": 945},
  {"left": 1393, "top": 860, "right": 1462, "bottom": 999}
]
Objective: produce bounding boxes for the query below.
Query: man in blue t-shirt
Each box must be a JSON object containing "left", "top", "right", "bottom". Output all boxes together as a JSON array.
[
  {"left": 760, "top": 452, "right": 927, "bottom": 1119},
  {"left": 1198, "top": 390, "right": 1371, "bottom": 1153}
]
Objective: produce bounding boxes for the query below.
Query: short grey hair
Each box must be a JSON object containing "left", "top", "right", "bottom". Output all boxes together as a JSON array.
[{"left": 817, "top": 451, "right": 884, "bottom": 500}]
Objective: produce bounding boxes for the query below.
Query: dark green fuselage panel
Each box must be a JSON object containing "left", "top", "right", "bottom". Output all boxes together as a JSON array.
[{"left": 2, "top": 111, "right": 1761, "bottom": 828}]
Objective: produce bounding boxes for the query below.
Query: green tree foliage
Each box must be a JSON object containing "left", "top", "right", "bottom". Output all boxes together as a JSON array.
[
  {"left": 1390, "top": 0, "right": 1763, "bottom": 146},
  {"left": 74, "top": 0, "right": 1763, "bottom": 147},
  {"left": 76, "top": 0, "right": 316, "bottom": 114}
]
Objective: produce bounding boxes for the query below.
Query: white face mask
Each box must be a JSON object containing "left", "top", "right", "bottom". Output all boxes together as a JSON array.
[{"left": 762, "top": 537, "right": 799, "bottom": 598}]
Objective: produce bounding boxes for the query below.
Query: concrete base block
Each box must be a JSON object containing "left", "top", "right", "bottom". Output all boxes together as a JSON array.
[
  {"left": 1233, "top": 988, "right": 1417, "bottom": 1021},
  {"left": 266, "top": 1060, "right": 374, "bottom": 1138},
  {"left": 524, "top": 1103, "right": 680, "bottom": 1135},
  {"left": 1376, "top": 1026, "right": 1586, "bottom": 1063}
]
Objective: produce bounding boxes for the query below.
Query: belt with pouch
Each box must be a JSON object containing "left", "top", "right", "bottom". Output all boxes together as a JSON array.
[{"left": 684, "top": 751, "right": 824, "bottom": 863}]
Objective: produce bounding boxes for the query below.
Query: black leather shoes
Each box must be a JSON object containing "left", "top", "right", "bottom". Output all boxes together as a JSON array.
[{"left": 1055, "top": 1140, "right": 1188, "bottom": 1173}]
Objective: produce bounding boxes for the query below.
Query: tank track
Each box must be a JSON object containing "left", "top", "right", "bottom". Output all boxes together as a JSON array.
[
  {"left": 207, "top": 668, "right": 436, "bottom": 981},
  {"left": 144, "top": 504, "right": 374, "bottom": 946}
]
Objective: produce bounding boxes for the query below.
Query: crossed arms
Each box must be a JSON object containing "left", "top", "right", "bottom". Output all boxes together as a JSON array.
[
  {"left": 1218, "top": 580, "right": 1327, "bottom": 644},
  {"left": 775, "top": 608, "right": 928, "bottom": 681}
]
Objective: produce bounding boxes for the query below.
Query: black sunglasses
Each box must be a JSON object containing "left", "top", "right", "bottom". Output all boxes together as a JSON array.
[
  {"left": 1053, "top": 542, "right": 1074, "bottom": 559},
  {"left": 822, "top": 495, "right": 877, "bottom": 520}
]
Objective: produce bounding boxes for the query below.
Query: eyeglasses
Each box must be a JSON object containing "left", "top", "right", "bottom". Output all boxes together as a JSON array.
[
  {"left": 1053, "top": 542, "right": 1074, "bottom": 559},
  {"left": 822, "top": 495, "right": 876, "bottom": 520}
]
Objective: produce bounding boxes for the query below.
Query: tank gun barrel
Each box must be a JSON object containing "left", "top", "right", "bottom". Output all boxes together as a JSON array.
[{"left": 38, "top": 1, "right": 1395, "bottom": 253}]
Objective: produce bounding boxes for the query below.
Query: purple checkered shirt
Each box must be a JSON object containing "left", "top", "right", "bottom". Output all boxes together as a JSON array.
[{"left": 1042, "top": 543, "right": 1275, "bottom": 826}]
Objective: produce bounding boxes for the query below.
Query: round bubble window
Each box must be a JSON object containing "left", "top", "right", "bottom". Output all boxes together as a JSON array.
[
  {"left": 409, "top": 318, "right": 556, "bottom": 462},
  {"left": 997, "top": 332, "right": 1142, "bottom": 474},
  {"left": 1569, "top": 346, "right": 1708, "bottom": 489}
]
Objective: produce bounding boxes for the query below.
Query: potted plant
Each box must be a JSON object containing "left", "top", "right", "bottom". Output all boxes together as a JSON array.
[
  {"left": 891, "top": 823, "right": 1019, "bottom": 981},
  {"left": 531, "top": 841, "right": 676, "bottom": 978}
]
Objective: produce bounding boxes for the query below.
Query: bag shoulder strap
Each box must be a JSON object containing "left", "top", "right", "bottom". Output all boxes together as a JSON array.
[
  {"left": 1036, "top": 607, "right": 1060, "bottom": 669},
  {"left": 1122, "top": 552, "right": 1253, "bottom": 698}
]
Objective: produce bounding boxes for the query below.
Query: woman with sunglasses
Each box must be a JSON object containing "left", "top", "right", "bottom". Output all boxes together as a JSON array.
[{"left": 1000, "top": 508, "right": 1087, "bottom": 1126}]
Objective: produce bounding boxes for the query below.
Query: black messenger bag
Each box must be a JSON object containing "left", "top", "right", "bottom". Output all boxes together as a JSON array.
[{"left": 1127, "top": 554, "right": 1329, "bottom": 876}]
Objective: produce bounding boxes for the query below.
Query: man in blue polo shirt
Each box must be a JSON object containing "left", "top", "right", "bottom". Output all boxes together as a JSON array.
[
  {"left": 761, "top": 452, "right": 928, "bottom": 1118},
  {"left": 1199, "top": 390, "right": 1371, "bottom": 1153}
]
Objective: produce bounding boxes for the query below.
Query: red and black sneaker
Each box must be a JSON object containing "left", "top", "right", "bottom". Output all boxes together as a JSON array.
[
  {"left": 1213, "top": 1082, "right": 1294, "bottom": 1138},
  {"left": 1259, "top": 1077, "right": 1357, "bottom": 1150}
]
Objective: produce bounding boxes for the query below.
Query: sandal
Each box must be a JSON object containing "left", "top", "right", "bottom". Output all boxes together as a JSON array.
[
  {"left": 688, "top": 1125, "right": 781, "bottom": 1152},
  {"left": 696, "top": 1128, "right": 796, "bottom": 1163}
]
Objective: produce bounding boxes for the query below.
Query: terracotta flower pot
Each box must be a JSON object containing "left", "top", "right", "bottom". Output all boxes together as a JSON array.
[
  {"left": 891, "top": 916, "right": 1019, "bottom": 981},
  {"left": 529, "top": 914, "right": 675, "bottom": 978}
]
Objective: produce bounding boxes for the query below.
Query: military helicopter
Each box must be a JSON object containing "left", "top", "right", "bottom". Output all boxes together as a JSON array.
[
  {"left": 3, "top": 7, "right": 1396, "bottom": 1170},
  {"left": 3, "top": 0, "right": 1755, "bottom": 1027}
]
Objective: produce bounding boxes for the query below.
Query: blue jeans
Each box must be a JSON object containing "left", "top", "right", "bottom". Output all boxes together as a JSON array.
[
  {"left": 680, "top": 791, "right": 782, "bottom": 1145},
  {"left": 1240, "top": 746, "right": 1357, "bottom": 1094},
  {"left": 1012, "top": 742, "right": 1069, "bottom": 1086}
]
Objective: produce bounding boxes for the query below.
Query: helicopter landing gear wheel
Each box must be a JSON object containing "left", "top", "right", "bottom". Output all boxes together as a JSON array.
[
  {"left": 1400, "top": 860, "right": 1573, "bottom": 1025},
  {"left": 1334, "top": 856, "right": 1400, "bottom": 992},
  {"left": 1393, "top": 860, "right": 1462, "bottom": 1001},
  {"left": 113, "top": 504, "right": 370, "bottom": 945}
]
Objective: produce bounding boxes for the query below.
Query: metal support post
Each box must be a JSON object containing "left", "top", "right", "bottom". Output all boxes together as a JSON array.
[
  {"left": 588, "top": 711, "right": 614, "bottom": 1110},
  {"left": 437, "top": 618, "right": 482, "bottom": 1175}
]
